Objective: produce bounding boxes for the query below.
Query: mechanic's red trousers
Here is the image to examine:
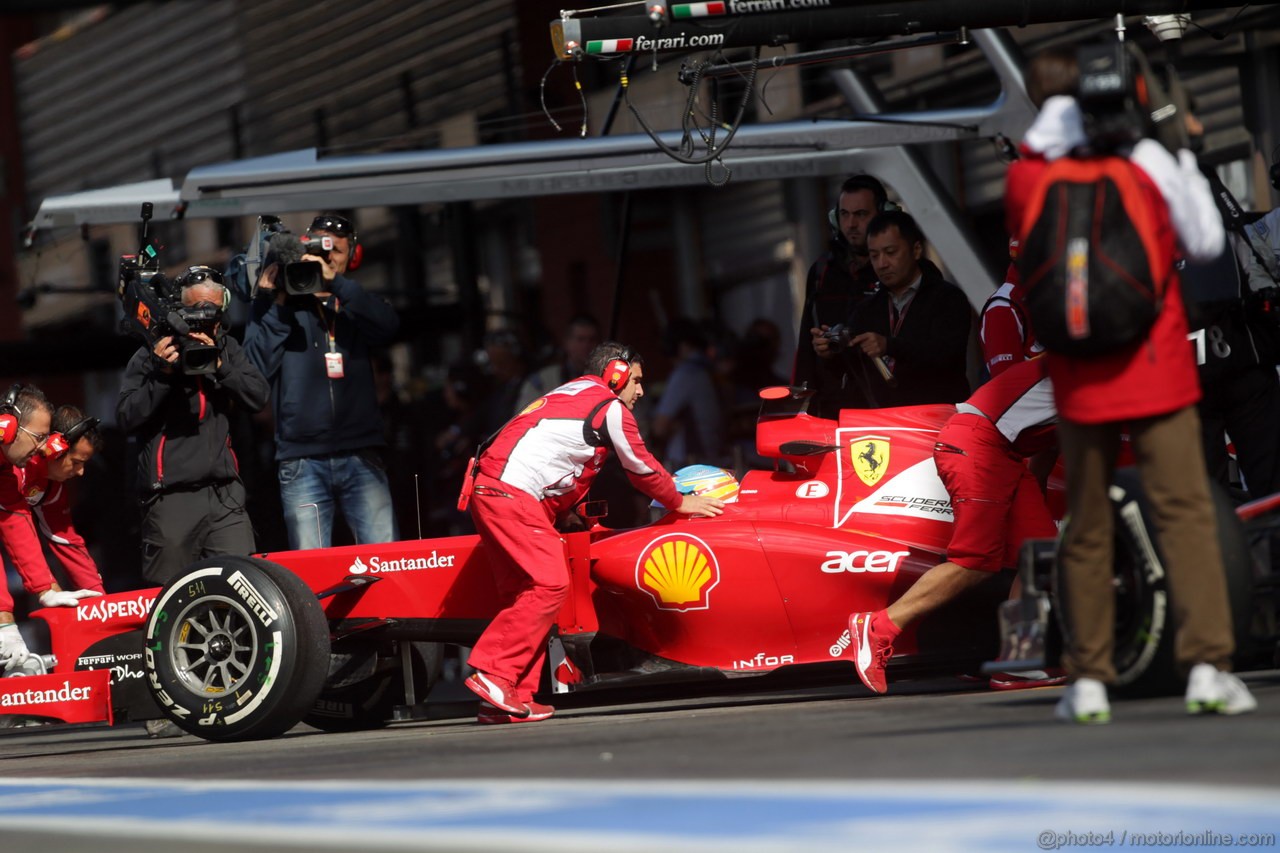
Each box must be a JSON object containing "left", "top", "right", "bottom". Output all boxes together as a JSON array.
[{"left": 466, "top": 473, "right": 570, "bottom": 702}]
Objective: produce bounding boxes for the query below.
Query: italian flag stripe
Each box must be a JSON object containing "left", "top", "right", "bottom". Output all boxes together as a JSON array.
[
  {"left": 586, "top": 38, "right": 635, "bottom": 54},
  {"left": 673, "top": 2, "right": 727, "bottom": 17}
]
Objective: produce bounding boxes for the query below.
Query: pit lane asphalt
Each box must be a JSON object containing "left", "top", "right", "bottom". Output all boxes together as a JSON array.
[{"left": 0, "top": 671, "right": 1277, "bottom": 852}]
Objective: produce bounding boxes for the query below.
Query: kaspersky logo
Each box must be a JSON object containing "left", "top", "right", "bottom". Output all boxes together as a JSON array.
[
  {"left": 636, "top": 533, "right": 719, "bottom": 612},
  {"left": 851, "top": 436, "right": 890, "bottom": 487}
]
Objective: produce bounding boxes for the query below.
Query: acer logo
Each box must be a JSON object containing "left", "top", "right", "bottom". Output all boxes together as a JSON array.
[{"left": 820, "top": 550, "right": 909, "bottom": 573}]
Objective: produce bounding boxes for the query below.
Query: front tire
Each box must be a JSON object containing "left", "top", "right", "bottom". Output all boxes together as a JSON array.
[{"left": 144, "top": 556, "right": 330, "bottom": 741}]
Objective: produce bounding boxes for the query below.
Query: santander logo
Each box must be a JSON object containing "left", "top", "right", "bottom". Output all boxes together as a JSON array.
[{"left": 348, "top": 552, "right": 457, "bottom": 575}]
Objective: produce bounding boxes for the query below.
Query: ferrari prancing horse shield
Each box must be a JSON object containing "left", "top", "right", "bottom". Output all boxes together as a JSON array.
[{"left": 850, "top": 437, "right": 890, "bottom": 487}]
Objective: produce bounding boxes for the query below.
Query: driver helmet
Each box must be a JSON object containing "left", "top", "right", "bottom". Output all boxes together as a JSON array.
[{"left": 651, "top": 464, "right": 740, "bottom": 509}]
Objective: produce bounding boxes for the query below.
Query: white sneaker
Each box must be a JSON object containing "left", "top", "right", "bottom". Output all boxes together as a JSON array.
[
  {"left": 1185, "top": 663, "right": 1258, "bottom": 716},
  {"left": 1054, "top": 677, "right": 1111, "bottom": 724}
]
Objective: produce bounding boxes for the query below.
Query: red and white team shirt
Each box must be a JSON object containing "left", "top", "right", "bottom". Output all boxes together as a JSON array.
[
  {"left": 955, "top": 357, "right": 1056, "bottom": 457},
  {"left": 980, "top": 278, "right": 1043, "bottom": 378},
  {"left": 479, "top": 375, "right": 682, "bottom": 517}
]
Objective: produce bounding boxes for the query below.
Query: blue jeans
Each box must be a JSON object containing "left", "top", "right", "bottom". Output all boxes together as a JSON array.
[{"left": 278, "top": 450, "right": 398, "bottom": 550}]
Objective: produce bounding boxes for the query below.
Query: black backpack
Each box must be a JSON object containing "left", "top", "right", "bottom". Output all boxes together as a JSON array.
[{"left": 1018, "top": 156, "right": 1171, "bottom": 358}]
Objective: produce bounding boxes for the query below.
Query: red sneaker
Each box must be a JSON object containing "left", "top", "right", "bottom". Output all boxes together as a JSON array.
[
  {"left": 465, "top": 672, "right": 530, "bottom": 716},
  {"left": 477, "top": 701, "right": 555, "bottom": 725},
  {"left": 849, "top": 611, "right": 893, "bottom": 694},
  {"left": 989, "top": 668, "right": 1067, "bottom": 690}
]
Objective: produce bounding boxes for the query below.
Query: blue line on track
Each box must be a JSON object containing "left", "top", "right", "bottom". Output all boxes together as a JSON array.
[{"left": 0, "top": 778, "right": 1275, "bottom": 851}]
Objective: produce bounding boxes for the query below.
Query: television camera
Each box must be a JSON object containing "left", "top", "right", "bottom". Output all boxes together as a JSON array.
[
  {"left": 116, "top": 203, "right": 221, "bottom": 376},
  {"left": 240, "top": 216, "right": 335, "bottom": 298}
]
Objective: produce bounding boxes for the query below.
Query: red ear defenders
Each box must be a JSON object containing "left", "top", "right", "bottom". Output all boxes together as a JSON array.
[
  {"left": 310, "top": 214, "right": 362, "bottom": 271},
  {"left": 47, "top": 416, "right": 99, "bottom": 458},
  {"left": 0, "top": 384, "right": 23, "bottom": 446},
  {"left": 604, "top": 353, "right": 635, "bottom": 392}
]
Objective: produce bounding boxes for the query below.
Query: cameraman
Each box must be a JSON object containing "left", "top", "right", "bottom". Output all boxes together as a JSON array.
[
  {"left": 244, "top": 214, "right": 400, "bottom": 549},
  {"left": 117, "top": 267, "right": 268, "bottom": 584},
  {"left": 1187, "top": 150, "right": 1280, "bottom": 501}
]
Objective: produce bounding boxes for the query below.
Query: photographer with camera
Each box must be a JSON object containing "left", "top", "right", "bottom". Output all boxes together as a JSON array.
[
  {"left": 117, "top": 266, "right": 269, "bottom": 584},
  {"left": 243, "top": 213, "right": 400, "bottom": 550},
  {"left": 810, "top": 211, "right": 972, "bottom": 408}
]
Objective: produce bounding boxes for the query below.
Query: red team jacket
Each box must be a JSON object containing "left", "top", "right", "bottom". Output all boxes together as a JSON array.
[
  {"left": 479, "top": 375, "right": 682, "bottom": 519},
  {"left": 1005, "top": 98, "right": 1222, "bottom": 424},
  {"left": 0, "top": 455, "right": 104, "bottom": 597}
]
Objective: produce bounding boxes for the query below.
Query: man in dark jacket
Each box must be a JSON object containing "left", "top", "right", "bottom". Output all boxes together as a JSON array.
[
  {"left": 244, "top": 213, "right": 400, "bottom": 549},
  {"left": 794, "top": 174, "right": 886, "bottom": 417},
  {"left": 813, "top": 211, "right": 972, "bottom": 408},
  {"left": 117, "top": 267, "right": 269, "bottom": 584}
]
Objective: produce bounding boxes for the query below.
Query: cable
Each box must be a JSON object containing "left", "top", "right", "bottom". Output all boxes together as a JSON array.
[
  {"left": 623, "top": 45, "right": 762, "bottom": 173},
  {"left": 540, "top": 57, "right": 590, "bottom": 137}
]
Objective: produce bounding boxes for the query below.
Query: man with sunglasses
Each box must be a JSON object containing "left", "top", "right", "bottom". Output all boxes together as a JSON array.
[
  {"left": 245, "top": 213, "right": 401, "bottom": 549},
  {"left": 118, "top": 266, "right": 269, "bottom": 584},
  {"left": 0, "top": 385, "right": 101, "bottom": 671}
]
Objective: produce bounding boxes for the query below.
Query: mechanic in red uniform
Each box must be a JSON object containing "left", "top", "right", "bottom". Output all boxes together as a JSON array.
[
  {"left": 979, "top": 239, "right": 1041, "bottom": 379},
  {"left": 463, "top": 342, "right": 725, "bottom": 724},
  {"left": 0, "top": 385, "right": 98, "bottom": 671},
  {"left": 981, "top": 48, "right": 1081, "bottom": 381},
  {"left": 849, "top": 357, "right": 1057, "bottom": 694},
  {"left": 1007, "top": 49, "right": 1254, "bottom": 723},
  {"left": 17, "top": 406, "right": 107, "bottom": 600}
]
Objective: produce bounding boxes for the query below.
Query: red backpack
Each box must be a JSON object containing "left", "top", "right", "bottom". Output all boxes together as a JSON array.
[{"left": 1018, "top": 156, "right": 1171, "bottom": 357}]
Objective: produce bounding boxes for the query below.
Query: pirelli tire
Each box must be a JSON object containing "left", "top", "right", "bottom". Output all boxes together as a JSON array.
[
  {"left": 1054, "top": 470, "right": 1252, "bottom": 697},
  {"left": 144, "top": 556, "right": 331, "bottom": 742}
]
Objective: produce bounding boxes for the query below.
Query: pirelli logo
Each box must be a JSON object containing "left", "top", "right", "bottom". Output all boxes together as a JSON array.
[{"left": 228, "top": 571, "right": 279, "bottom": 626}]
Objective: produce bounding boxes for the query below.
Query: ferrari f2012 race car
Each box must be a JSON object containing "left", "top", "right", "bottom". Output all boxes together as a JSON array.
[{"left": 2, "top": 389, "right": 1270, "bottom": 741}]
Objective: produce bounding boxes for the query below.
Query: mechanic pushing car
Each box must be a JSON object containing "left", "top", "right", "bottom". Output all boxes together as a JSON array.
[
  {"left": 459, "top": 341, "right": 725, "bottom": 724},
  {"left": 849, "top": 357, "right": 1059, "bottom": 695}
]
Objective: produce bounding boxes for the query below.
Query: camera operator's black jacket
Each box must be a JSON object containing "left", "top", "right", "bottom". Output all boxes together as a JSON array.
[
  {"left": 842, "top": 259, "right": 973, "bottom": 407},
  {"left": 243, "top": 275, "right": 398, "bottom": 461},
  {"left": 117, "top": 335, "right": 269, "bottom": 494}
]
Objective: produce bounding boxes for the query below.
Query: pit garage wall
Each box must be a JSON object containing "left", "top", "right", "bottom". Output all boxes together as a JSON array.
[{"left": 14, "top": 3, "right": 246, "bottom": 213}]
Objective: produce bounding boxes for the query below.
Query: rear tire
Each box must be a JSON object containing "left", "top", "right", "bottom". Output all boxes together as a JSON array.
[
  {"left": 1054, "top": 470, "right": 1252, "bottom": 696},
  {"left": 144, "top": 556, "right": 330, "bottom": 741}
]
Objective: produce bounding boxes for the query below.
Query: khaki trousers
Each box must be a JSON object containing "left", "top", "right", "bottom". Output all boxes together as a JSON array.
[{"left": 1056, "top": 406, "right": 1234, "bottom": 683}]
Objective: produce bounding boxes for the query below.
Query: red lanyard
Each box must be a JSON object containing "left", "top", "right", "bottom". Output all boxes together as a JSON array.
[{"left": 888, "top": 292, "right": 914, "bottom": 337}]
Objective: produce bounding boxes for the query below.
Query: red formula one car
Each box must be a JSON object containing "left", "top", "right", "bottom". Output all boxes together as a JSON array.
[{"left": 2, "top": 390, "right": 1268, "bottom": 740}]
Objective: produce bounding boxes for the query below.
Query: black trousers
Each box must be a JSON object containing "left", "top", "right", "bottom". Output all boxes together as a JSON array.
[
  {"left": 140, "top": 481, "right": 255, "bottom": 585},
  {"left": 1198, "top": 364, "right": 1280, "bottom": 500}
]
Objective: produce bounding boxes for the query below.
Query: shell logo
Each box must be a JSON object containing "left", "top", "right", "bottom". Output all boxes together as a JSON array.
[
  {"left": 635, "top": 533, "right": 720, "bottom": 612},
  {"left": 519, "top": 398, "right": 547, "bottom": 416}
]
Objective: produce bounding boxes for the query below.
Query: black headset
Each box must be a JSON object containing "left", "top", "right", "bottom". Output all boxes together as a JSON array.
[
  {"left": 61, "top": 415, "right": 100, "bottom": 449},
  {"left": 1270, "top": 144, "right": 1280, "bottom": 193},
  {"left": 828, "top": 174, "right": 900, "bottom": 232}
]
